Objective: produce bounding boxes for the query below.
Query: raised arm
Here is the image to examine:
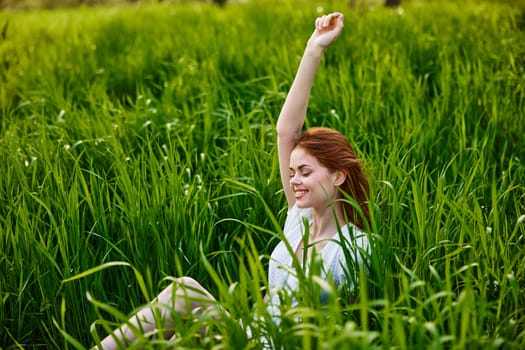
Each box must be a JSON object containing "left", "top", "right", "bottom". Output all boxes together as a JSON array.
[{"left": 276, "top": 12, "right": 345, "bottom": 208}]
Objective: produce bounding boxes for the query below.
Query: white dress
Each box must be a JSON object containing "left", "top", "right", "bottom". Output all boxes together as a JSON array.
[{"left": 266, "top": 204, "right": 369, "bottom": 320}]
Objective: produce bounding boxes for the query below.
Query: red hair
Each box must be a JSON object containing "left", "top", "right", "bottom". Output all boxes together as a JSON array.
[{"left": 294, "top": 127, "right": 370, "bottom": 230}]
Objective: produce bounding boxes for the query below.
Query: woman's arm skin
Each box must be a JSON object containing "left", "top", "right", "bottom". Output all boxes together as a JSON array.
[{"left": 276, "top": 13, "right": 345, "bottom": 208}]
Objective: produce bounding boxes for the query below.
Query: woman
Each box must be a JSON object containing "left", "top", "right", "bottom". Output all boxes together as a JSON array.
[{"left": 96, "top": 11, "right": 370, "bottom": 349}]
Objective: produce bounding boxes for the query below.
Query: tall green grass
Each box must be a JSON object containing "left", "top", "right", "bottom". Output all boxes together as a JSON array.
[{"left": 1, "top": 0, "right": 524, "bottom": 348}]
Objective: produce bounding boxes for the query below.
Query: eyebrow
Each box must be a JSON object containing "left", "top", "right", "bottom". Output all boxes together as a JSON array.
[{"left": 289, "top": 165, "right": 311, "bottom": 171}]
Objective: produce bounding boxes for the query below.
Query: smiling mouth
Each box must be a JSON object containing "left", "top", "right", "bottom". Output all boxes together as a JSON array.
[{"left": 294, "top": 190, "right": 308, "bottom": 199}]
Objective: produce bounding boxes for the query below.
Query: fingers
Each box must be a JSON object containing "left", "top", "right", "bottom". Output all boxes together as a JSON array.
[{"left": 315, "top": 12, "right": 344, "bottom": 31}]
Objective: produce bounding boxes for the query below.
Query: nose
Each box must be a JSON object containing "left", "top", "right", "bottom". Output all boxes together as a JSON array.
[{"left": 290, "top": 173, "right": 301, "bottom": 185}]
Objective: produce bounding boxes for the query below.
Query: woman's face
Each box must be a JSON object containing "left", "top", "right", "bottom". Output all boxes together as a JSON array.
[{"left": 289, "top": 147, "right": 341, "bottom": 209}]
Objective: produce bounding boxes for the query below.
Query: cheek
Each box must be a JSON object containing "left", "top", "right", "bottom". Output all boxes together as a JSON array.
[
  {"left": 319, "top": 175, "right": 340, "bottom": 192},
  {"left": 310, "top": 176, "right": 333, "bottom": 191}
]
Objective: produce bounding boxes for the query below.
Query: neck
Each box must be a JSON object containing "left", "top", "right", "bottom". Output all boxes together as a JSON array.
[{"left": 310, "top": 204, "right": 346, "bottom": 240}]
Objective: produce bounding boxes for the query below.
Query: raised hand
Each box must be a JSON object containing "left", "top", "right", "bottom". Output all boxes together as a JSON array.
[
  {"left": 308, "top": 12, "right": 344, "bottom": 49},
  {"left": 276, "top": 12, "right": 346, "bottom": 207}
]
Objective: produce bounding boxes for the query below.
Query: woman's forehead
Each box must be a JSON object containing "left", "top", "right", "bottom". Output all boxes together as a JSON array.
[{"left": 289, "top": 148, "right": 320, "bottom": 168}]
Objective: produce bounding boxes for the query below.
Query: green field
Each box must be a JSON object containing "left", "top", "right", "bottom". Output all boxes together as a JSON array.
[{"left": 1, "top": 0, "right": 524, "bottom": 348}]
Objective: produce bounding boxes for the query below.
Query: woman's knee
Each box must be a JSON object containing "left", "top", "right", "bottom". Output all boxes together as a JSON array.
[
  {"left": 176, "top": 276, "right": 200, "bottom": 289},
  {"left": 157, "top": 276, "right": 214, "bottom": 306}
]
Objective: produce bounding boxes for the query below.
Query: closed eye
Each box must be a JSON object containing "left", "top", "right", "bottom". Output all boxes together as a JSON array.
[
  {"left": 289, "top": 165, "right": 312, "bottom": 178},
  {"left": 289, "top": 171, "right": 311, "bottom": 178}
]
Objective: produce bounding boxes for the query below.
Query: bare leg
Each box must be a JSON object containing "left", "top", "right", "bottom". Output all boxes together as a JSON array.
[{"left": 94, "top": 277, "right": 217, "bottom": 350}]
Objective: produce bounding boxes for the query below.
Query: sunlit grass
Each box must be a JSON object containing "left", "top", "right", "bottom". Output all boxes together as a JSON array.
[{"left": 0, "top": 0, "right": 524, "bottom": 348}]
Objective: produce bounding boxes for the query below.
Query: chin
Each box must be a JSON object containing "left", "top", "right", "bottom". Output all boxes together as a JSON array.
[{"left": 295, "top": 201, "right": 312, "bottom": 209}]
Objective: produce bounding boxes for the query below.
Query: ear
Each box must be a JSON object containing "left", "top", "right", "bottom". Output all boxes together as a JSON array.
[{"left": 333, "top": 171, "right": 346, "bottom": 186}]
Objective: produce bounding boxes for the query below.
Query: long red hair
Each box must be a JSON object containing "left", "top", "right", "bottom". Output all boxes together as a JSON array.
[{"left": 294, "top": 127, "right": 370, "bottom": 230}]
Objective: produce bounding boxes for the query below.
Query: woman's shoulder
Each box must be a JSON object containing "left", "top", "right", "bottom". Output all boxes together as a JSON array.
[
  {"left": 323, "top": 223, "right": 370, "bottom": 260},
  {"left": 282, "top": 204, "right": 312, "bottom": 238},
  {"left": 285, "top": 203, "right": 312, "bottom": 223},
  {"left": 341, "top": 223, "right": 369, "bottom": 247}
]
